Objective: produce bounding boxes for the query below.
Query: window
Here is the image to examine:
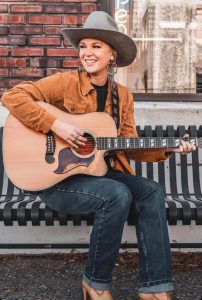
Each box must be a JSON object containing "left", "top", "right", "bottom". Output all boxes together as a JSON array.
[{"left": 112, "top": 0, "right": 202, "bottom": 94}]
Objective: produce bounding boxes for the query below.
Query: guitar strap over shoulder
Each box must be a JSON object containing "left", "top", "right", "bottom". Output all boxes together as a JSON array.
[{"left": 110, "top": 80, "right": 120, "bottom": 130}]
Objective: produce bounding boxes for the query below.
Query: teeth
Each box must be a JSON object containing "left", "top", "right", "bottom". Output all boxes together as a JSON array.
[{"left": 85, "top": 60, "right": 96, "bottom": 63}]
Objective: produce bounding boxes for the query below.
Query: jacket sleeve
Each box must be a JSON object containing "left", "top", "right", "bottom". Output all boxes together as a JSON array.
[
  {"left": 1, "top": 72, "right": 66, "bottom": 133},
  {"left": 120, "top": 91, "right": 170, "bottom": 162}
]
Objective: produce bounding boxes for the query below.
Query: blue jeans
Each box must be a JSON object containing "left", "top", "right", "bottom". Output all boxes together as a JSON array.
[{"left": 40, "top": 171, "right": 174, "bottom": 294}]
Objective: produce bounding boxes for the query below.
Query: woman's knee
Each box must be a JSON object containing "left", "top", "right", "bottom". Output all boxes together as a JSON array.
[
  {"left": 105, "top": 182, "right": 133, "bottom": 213},
  {"left": 134, "top": 179, "right": 166, "bottom": 212}
]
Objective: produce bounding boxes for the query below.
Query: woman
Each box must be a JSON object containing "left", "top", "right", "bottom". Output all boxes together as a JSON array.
[{"left": 2, "top": 11, "right": 195, "bottom": 300}]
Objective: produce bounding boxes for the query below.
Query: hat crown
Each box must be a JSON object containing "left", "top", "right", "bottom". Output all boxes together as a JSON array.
[{"left": 83, "top": 11, "right": 119, "bottom": 32}]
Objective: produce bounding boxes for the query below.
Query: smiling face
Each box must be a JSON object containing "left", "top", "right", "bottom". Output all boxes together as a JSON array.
[{"left": 78, "top": 38, "right": 114, "bottom": 83}]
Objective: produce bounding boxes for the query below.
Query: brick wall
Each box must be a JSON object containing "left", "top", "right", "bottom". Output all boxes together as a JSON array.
[{"left": 0, "top": 0, "right": 97, "bottom": 98}]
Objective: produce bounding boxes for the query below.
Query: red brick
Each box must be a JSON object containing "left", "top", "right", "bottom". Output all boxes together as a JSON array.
[
  {"left": 0, "top": 15, "right": 26, "bottom": 24},
  {"left": 0, "top": 15, "right": 8, "bottom": 23},
  {"left": 0, "top": 80, "right": 8, "bottom": 88},
  {"left": 0, "top": 69, "right": 8, "bottom": 77},
  {"left": 80, "top": 15, "right": 88, "bottom": 25},
  {"left": 63, "top": 0, "right": 96, "bottom": 2},
  {"left": 0, "top": 58, "right": 7, "bottom": 67},
  {"left": 11, "top": 68, "right": 44, "bottom": 77},
  {"left": 0, "top": 36, "right": 26, "bottom": 45},
  {"left": 11, "top": 15, "right": 26, "bottom": 24},
  {"left": 81, "top": 3, "right": 96, "bottom": 13},
  {"left": 0, "top": 48, "right": 9, "bottom": 56},
  {"left": 46, "top": 69, "right": 65, "bottom": 76},
  {"left": 63, "top": 59, "right": 80, "bottom": 68},
  {"left": 11, "top": 5, "right": 42, "bottom": 13},
  {"left": 29, "top": 37, "right": 61, "bottom": 46},
  {"left": 44, "top": 26, "right": 62, "bottom": 35},
  {"left": 0, "top": 27, "right": 8, "bottom": 35},
  {"left": 0, "top": 0, "right": 25, "bottom": 2},
  {"left": 9, "top": 25, "right": 43, "bottom": 35},
  {"left": 28, "top": 0, "right": 61, "bottom": 2},
  {"left": 63, "top": 15, "right": 78, "bottom": 25},
  {"left": 0, "top": 58, "right": 27, "bottom": 68},
  {"left": 29, "top": 15, "right": 61, "bottom": 25},
  {"left": 30, "top": 57, "right": 61, "bottom": 68},
  {"left": 44, "top": 4, "right": 78, "bottom": 14},
  {"left": 47, "top": 48, "right": 78, "bottom": 57},
  {"left": 0, "top": 4, "right": 8, "bottom": 12},
  {"left": 12, "top": 47, "right": 44, "bottom": 56}
]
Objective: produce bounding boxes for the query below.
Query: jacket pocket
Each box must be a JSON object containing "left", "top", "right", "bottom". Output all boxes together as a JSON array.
[{"left": 64, "top": 98, "right": 88, "bottom": 114}]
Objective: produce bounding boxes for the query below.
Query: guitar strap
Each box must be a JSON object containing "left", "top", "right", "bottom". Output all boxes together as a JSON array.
[{"left": 110, "top": 80, "right": 120, "bottom": 130}]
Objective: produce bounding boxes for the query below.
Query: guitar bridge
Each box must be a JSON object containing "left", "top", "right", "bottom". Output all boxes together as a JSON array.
[{"left": 45, "top": 131, "right": 56, "bottom": 164}]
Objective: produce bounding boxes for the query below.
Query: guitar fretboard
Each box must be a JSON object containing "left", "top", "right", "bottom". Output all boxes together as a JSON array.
[{"left": 96, "top": 137, "right": 198, "bottom": 150}]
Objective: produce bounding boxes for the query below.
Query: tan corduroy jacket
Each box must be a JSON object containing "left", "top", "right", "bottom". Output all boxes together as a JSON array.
[{"left": 1, "top": 70, "right": 170, "bottom": 174}]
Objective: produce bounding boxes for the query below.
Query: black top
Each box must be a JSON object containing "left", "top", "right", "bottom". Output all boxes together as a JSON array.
[
  {"left": 91, "top": 80, "right": 112, "bottom": 169},
  {"left": 92, "top": 80, "right": 108, "bottom": 112}
]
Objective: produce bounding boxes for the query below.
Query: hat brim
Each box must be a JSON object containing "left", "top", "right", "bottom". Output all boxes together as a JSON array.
[{"left": 61, "top": 28, "right": 137, "bottom": 67}]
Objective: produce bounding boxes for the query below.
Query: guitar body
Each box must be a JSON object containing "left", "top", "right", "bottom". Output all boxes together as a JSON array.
[{"left": 3, "top": 101, "right": 117, "bottom": 192}]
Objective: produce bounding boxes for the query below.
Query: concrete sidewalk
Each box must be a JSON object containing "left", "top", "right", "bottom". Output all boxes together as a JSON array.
[{"left": 0, "top": 251, "right": 201, "bottom": 300}]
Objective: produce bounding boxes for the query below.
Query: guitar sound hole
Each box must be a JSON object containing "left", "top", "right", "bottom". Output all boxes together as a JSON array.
[{"left": 74, "top": 132, "right": 96, "bottom": 156}]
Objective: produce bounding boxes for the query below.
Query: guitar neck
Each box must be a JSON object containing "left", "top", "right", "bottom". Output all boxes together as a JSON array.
[{"left": 97, "top": 137, "right": 199, "bottom": 150}]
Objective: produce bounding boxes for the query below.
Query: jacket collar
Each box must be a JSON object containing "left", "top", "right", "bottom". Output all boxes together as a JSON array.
[{"left": 79, "top": 71, "right": 95, "bottom": 96}]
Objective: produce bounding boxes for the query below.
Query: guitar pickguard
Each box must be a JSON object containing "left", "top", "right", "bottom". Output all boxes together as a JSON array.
[{"left": 54, "top": 147, "right": 95, "bottom": 174}]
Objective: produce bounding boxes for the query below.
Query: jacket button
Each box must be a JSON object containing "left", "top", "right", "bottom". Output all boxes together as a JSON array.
[{"left": 71, "top": 105, "right": 75, "bottom": 112}]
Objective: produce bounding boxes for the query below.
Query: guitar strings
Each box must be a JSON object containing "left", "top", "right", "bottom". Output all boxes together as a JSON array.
[
  {"left": 83, "top": 137, "right": 194, "bottom": 140},
  {"left": 75, "top": 137, "right": 198, "bottom": 150}
]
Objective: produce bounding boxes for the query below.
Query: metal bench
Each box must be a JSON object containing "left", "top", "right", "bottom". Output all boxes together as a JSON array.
[{"left": 0, "top": 125, "right": 202, "bottom": 249}]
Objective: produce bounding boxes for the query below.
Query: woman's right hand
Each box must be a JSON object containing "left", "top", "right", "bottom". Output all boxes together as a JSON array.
[{"left": 51, "top": 119, "right": 87, "bottom": 149}]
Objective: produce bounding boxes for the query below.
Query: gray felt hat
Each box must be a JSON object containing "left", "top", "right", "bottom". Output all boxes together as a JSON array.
[{"left": 61, "top": 11, "right": 137, "bottom": 67}]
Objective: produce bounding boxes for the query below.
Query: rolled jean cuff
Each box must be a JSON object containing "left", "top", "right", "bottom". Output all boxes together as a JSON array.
[
  {"left": 83, "top": 272, "right": 112, "bottom": 291},
  {"left": 138, "top": 282, "right": 174, "bottom": 294}
]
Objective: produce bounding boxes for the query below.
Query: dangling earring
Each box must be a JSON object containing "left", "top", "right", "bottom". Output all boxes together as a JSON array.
[{"left": 108, "top": 59, "right": 117, "bottom": 80}]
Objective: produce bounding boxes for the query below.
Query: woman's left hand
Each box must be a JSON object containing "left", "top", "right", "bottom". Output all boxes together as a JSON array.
[{"left": 165, "top": 133, "right": 197, "bottom": 155}]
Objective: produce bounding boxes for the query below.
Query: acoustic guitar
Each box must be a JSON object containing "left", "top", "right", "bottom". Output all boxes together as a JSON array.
[{"left": 2, "top": 101, "right": 200, "bottom": 192}]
